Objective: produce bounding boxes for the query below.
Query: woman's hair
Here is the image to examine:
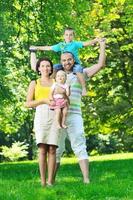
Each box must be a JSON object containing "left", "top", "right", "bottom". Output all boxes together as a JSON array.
[{"left": 36, "top": 58, "right": 53, "bottom": 76}]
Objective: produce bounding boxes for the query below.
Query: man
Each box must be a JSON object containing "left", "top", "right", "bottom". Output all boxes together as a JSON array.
[{"left": 30, "top": 38, "right": 106, "bottom": 184}]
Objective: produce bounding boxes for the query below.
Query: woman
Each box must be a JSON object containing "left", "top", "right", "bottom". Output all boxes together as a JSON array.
[{"left": 25, "top": 57, "right": 59, "bottom": 187}]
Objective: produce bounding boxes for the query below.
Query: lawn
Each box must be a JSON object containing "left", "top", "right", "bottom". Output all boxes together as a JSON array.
[{"left": 0, "top": 153, "right": 133, "bottom": 200}]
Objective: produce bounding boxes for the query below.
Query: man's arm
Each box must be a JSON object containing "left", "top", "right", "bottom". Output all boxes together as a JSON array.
[
  {"left": 84, "top": 38, "right": 106, "bottom": 78},
  {"left": 83, "top": 38, "right": 98, "bottom": 47},
  {"left": 30, "top": 52, "right": 38, "bottom": 71}
]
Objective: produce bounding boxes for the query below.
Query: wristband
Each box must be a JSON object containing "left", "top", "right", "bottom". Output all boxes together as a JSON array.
[{"left": 29, "top": 48, "right": 36, "bottom": 52}]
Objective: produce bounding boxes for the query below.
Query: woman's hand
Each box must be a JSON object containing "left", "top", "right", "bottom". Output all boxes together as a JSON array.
[{"left": 42, "top": 98, "right": 51, "bottom": 105}]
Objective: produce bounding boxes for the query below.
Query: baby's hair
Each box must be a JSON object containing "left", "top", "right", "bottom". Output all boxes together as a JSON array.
[{"left": 56, "top": 70, "right": 67, "bottom": 82}]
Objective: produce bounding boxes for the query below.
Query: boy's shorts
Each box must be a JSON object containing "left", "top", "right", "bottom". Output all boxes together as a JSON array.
[{"left": 53, "top": 63, "right": 83, "bottom": 73}]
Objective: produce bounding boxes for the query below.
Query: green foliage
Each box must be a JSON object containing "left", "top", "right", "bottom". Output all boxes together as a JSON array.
[
  {"left": 0, "top": 141, "right": 28, "bottom": 161},
  {"left": 0, "top": 0, "right": 133, "bottom": 155},
  {"left": 96, "top": 133, "right": 124, "bottom": 154}
]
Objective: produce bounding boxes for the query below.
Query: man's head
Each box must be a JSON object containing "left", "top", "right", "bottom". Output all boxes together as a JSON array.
[
  {"left": 63, "top": 27, "right": 74, "bottom": 43},
  {"left": 60, "top": 52, "right": 75, "bottom": 72}
]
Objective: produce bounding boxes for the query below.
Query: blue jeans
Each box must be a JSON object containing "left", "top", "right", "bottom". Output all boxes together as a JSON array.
[{"left": 54, "top": 63, "right": 83, "bottom": 73}]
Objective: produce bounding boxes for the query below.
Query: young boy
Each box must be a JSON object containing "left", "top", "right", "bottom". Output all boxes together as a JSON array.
[{"left": 30, "top": 27, "right": 98, "bottom": 96}]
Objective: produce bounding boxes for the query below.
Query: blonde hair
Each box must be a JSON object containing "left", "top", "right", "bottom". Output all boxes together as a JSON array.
[{"left": 56, "top": 70, "right": 67, "bottom": 83}]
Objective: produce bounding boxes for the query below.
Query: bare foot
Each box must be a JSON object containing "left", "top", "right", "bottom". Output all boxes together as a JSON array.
[
  {"left": 83, "top": 178, "right": 90, "bottom": 184},
  {"left": 46, "top": 181, "right": 53, "bottom": 187},
  {"left": 57, "top": 124, "right": 62, "bottom": 129},
  {"left": 62, "top": 124, "right": 67, "bottom": 129},
  {"left": 41, "top": 182, "right": 46, "bottom": 187}
]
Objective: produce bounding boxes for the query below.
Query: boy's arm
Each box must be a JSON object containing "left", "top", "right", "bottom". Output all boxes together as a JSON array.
[
  {"left": 30, "top": 45, "right": 52, "bottom": 51},
  {"left": 83, "top": 38, "right": 98, "bottom": 47},
  {"left": 84, "top": 38, "right": 106, "bottom": 78}
]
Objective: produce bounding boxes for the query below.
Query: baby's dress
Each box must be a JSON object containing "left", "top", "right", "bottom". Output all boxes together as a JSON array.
[{"left": 50, "top": 83, "right": 68, "bottom": 109}]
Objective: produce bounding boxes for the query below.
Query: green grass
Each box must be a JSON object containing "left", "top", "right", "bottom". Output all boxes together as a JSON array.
[{"left": 0, "top": 153, "right": 133, "bottom": 200}]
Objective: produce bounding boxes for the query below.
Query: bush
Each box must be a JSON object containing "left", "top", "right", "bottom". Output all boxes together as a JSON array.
[
  {"left": 87, "top": 133, "right": 125, "bottom": 155},
  {"left": 0, "top": 141, "right": 29, "bottom": 162},
  {"left": 96, "top": 134, "right": 124, "bottom": 154}
]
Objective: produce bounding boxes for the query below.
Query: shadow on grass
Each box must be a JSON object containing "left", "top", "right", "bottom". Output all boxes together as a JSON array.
[
  {"left": 0, "top": 158, "right": 132, "bottom": 183},
  {"left": 0, "top": 158, "right": 133, "bottom": 200},
  {"left": 55, "top": 158, "right": 133, "bottom": 184},
  {"left": 90, "top": 158, "right": 133, "bottom": 183}
]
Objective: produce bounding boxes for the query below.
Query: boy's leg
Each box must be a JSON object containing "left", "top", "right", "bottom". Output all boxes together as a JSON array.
[
  {"left": 53, "top": 63, "right": 63, "bottom": 71},
  {"left": 76, "top": 72, "right": 87, "bottom": 96},
  {"left": 73, "top": 64, "right": 87, "bottom": 96}
]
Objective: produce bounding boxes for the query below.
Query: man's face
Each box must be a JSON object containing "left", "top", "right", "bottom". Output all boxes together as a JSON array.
[{"left": 61, "top": 53, "right": 75, "bottom": 72}]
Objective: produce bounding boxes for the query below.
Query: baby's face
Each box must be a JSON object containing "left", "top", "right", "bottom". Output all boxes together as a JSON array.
[
  {"left": 56, "top": 71, "right": 66, "bottom": 84},
  {"left": 64, "top": 30, "right": 74, "bottom": 43}
]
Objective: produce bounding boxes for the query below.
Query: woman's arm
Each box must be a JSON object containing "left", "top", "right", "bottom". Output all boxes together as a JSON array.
[
  {"left": 25, "top": 81, "right": 50, "bottom": 108},
  {"left": 84, "top": 38, "right": 106, "bottom": 78}
]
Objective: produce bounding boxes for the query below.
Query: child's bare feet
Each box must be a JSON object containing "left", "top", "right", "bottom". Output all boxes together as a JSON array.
[
  {"left": 62, "top": 124, "right": 67, "bottom": 129},
  {"left": 82, "top": 87, "right": 87, "bottom": 96}
]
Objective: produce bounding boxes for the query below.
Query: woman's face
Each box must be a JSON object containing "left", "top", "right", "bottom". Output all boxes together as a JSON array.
[{"left": 39, "top": 60, "right": 52, "bottom": 75}]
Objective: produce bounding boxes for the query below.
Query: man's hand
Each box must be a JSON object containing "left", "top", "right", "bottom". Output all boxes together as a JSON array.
[{"left": 98, "top": 38, "right": 106, "bottom": 43}]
